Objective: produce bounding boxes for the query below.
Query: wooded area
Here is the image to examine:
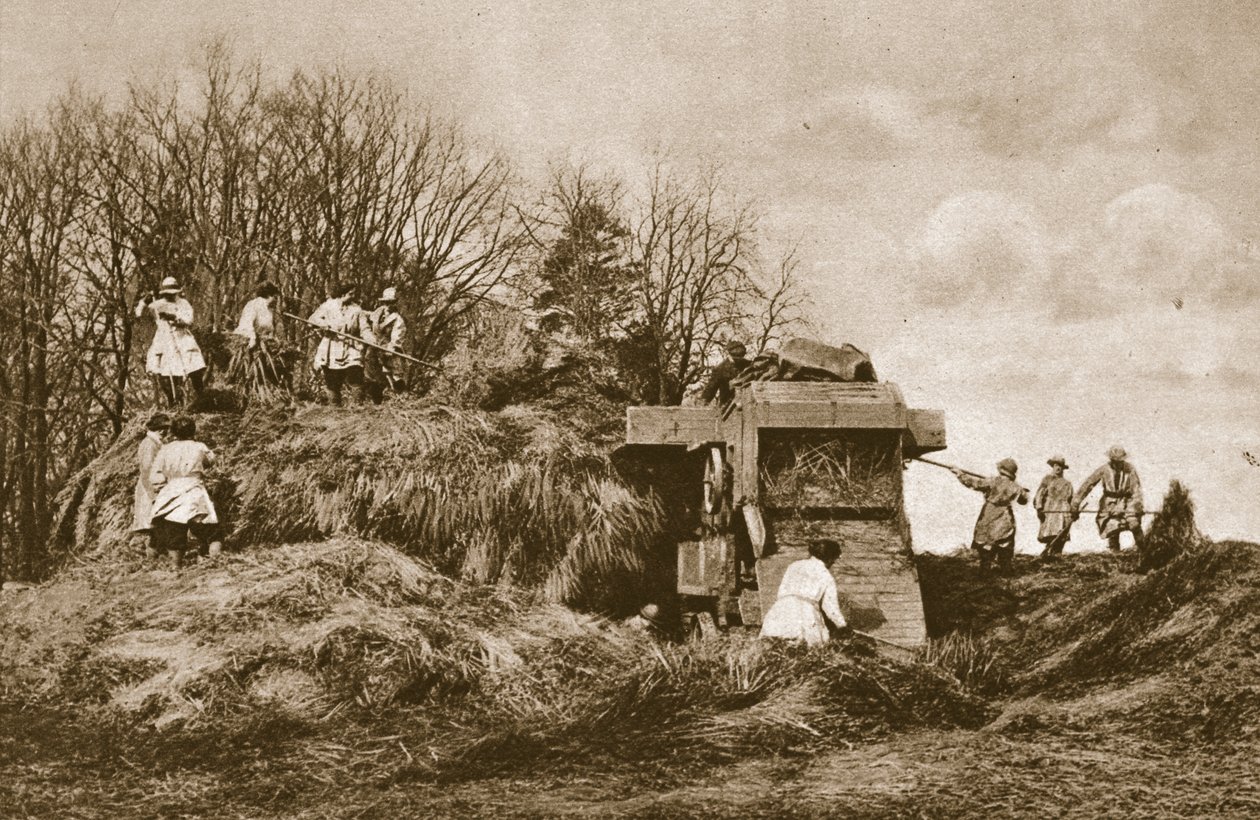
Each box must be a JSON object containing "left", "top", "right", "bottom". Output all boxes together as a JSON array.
[{"left": 0, "top": 41, "right": 800, "bottom": 583}]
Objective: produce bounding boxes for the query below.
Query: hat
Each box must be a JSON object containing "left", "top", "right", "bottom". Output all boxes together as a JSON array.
[
  {"left": 1107, "top": 445, "right": 1127, "bottom": 461},
  {"left": 158, "top": 277, "right": 182, "bottom": 295},
  {"left": 638, "top": 603, "right": 666, "bottom": 630},
  {"left": 997, "top": 458, "right": 1018, "bottom": 477},
  {"left": 379, "top": 287, "right": 398, "bottom": 303},
  {"left": 1047, "top": 455, "right": 1069, "bottom": 469},
  {"left": 725, "top": 340, "right": 747, "bottom": 355}
]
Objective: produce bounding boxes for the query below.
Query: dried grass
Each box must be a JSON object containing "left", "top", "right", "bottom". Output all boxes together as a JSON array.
[
  {"left": 54, "top": 396, "right": 663, "bottom": 613},
  {"left": 759, "top": 431, "right": 899, "bottom": 509},
  {"left": 918, "top": 632, "right": 1008, "bottom": 696}
]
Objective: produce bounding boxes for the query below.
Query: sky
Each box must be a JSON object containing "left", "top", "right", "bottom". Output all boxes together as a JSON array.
[{"left": 3, "top": 0, "right": 1258, "bottom": 552}]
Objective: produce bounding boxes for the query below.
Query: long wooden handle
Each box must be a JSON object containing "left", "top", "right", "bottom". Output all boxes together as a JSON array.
[{"left": 283, "top": 311, "right": 439, "bottom": 369}]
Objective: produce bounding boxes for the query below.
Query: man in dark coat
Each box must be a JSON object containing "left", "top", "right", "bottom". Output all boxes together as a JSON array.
[
  {"left": 700, "top": 341, "right": 752, "bottom": 405},
  {"left": 954, "top": 458, "right": 1029, "bottom": 574}
]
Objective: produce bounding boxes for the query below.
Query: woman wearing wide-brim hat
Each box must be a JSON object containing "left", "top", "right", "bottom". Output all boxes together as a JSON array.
[
  {"left": 134, "top": 277, "right": 207, "bottom": 406},
  {"left": 1034, "top": 456, "right": 1074, "bottom": 557}
]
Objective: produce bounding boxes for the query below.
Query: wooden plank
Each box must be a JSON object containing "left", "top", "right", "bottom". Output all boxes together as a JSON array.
[
  {"left": 754, "top": 403, "right": 907, "bottom": 429},
  {"left": 626, "top": 406, "right": 721, "bottom": 445},
  {"left": 745, "top": 382, "right": 893, "bottom": 398},
  {"left": 905, "top": 408, "right": 947, "bottom": 456}
]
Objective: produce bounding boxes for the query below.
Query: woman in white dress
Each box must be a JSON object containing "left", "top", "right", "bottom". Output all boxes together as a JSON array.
[
  {"left": 132, "top": 413, "right": 170, "bottom": 553},
  {"left": 760, "top": 539, "right": 848, "bottom": 646},
  {"left": 135, "top": 276, "right": 207, "bottom": 406}
]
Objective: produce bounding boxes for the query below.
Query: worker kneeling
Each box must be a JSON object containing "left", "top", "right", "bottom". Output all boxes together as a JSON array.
[{"left": 760, "top": 539, "right": 848, "bottom": 646}]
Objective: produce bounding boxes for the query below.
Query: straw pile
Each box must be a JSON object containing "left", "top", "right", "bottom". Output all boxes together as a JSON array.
[
  {"left": 759, "top": 430, "right": 899, "bottom": 509},
  {"left": 53, "top": 392, "right": 663, "bottom": 613},
  {"left": 917, "top": 482, "right": 1260, "bottom": 747},
  {"left": 0, "top": 537, "right": 989, "bottom": 775}
]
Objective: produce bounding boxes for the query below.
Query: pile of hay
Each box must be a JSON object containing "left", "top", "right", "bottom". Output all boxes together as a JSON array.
[
  {"left": 0, "top": 537, "right": 989, "bottom": 785},
  {"left": 918, "top": 482, "right": 1260, "bottom": 747},
  {"left": 54, "top": 393, "right": 664, "bottom": 613},
  {"left": 759, "top": 430, "right": 899, "bottom": 509},
  {"left": 0, "top": 539, "right": 631, "bottom": 726}
]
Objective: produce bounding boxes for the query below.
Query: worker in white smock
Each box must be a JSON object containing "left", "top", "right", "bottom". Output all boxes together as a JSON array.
[
  {"left": 760, "top": 539, "right": 848, "bottom": 646},
  {"left": 365, "top": 286, "right": 407, "bottom": 402},
  {"left": 308, "top": 282, "right": 374, "bottom": 405},
  {"left": 231, "top": 280, "right": 286, "bottom": 390},
  {"left": 132, "top": 413, "right": 170, "bottom": 555},
  {"left": 149, "top": 415, "right": 222, "bottom": 567},
  {"left": 134, "top": 277, "right": 207, "bottom": 406}
]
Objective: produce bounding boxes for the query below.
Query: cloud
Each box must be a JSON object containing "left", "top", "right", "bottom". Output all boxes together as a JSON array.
[
  {"left": 907, "top": 191, "right": 1051, "bottom": 308},
  {"left": 1089, "top": 184, "right": 1260, "bottom": 308},
  {"left": 901, "top": 184, "right": 1260, "bottom": 322}
]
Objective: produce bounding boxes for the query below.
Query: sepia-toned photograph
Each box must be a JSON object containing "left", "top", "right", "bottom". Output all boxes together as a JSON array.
[{"left": 1, "top": 2, "right": 1257, "bottom": 817}]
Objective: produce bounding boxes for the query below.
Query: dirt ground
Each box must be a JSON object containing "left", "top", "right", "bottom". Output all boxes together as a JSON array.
[{"left": 3, "top": 705, "right": 1257, "bottom": 819}]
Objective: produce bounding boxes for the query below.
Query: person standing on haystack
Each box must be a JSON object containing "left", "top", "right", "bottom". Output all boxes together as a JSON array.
[
  {"left": 1073, "top": 445, "right": 1144, "bottom": 553},
  {"left": 135, "top": 277, "right": 207, "bottom": 406},
  {"left": 953, "top": 459, "right": 1028, "bottom": 574},
  {"left": 231, "top": 281, "right": 286, "bottom": 390},
  {"left": 1034, "top": 456, "right": 1074, "bottom": 558},
  {"left": 366, "top": 286, "right": 407, "bottom": 402},
  {"left": 132, "top": 413, "right": 170, "bottom": 557},
  {"left": 700, "top": 340, "right": 752, "bottom": 405},
  {"left": 308, "top": 282, "right": 375, "bottom": 406},
  {"left": 760, "top": 539, "right": 849, "bottom": 646},
  {"left": 148, "top": 415, "right": 222, "bottom": 568}
]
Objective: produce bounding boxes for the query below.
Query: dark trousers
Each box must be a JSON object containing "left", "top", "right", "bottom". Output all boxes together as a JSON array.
[
  {"left": 322, "top": 365, "right": 364, "bottom": 405},
  {"left": 976, "top": 536, "right": 1015, "bottom": 572},
  {"left": 150, "top": 517, "right": 218, "bottom": 556},
  {"left": 156, "top": 368, "right": 205, "bottom": 406}
]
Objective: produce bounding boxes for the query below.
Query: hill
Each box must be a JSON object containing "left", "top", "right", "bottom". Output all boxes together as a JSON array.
[{"left": 2, "top": 388, "right": 1258, "bottom": 817}]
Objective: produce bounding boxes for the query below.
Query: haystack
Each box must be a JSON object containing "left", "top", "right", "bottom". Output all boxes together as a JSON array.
[{"left": 53, "top": 392, "right": 665, "bottom": 613}]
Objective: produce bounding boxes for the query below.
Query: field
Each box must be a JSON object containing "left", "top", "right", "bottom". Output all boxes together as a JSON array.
[{"left": 2, "top": 399, "right": 1258, "bottom": 818}]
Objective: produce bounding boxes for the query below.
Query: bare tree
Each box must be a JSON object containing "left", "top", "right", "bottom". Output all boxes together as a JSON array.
[{"left": 628, "top": 161, "right": 761, "bottom": 405}]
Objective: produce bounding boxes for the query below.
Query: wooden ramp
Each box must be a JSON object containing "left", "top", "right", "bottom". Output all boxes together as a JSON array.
[{"left": 753, "top": 518, "right": 926, "bottom": 649}]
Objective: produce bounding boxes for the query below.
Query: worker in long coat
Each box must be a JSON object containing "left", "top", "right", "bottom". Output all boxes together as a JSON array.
[
  {"left": 760, "top": 539, "right": 848, "bottom": 645},
  {"left": 308, "top": 283, "right": 375, "bottom": 406},
  {"left": 1034, "top": 455, "right": 1074, "bottom": 557},
  {"left": 149, "top": 415, "right": 221, "bottom": 567},
  {"left": 132, "top": 413, "right": 170, "bottom": 551},
  {"left": 365, "top": 286, "right": 407, "bottom": 402},
  {"left": 1073, "top": 445, "right": 1144, "bottom": 552},
  {"left": 954, "top": 459, "right": 1028, "bottom": 573},
  {"left": 135, "top": 277, "right": 207, "bottom": 406}
]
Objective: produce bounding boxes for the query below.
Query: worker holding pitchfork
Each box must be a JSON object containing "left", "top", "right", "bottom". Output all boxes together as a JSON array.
[
  {"left": 952, "top": 458, "right": 1029, "bottom": 574},
  {"left": 134, "top": 277, "right": 207, "bottom": 406}
]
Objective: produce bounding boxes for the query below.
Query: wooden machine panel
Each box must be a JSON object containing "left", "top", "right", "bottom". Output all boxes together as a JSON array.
[{"left": 626, "top": 406, "right": 721, "bottom": 446}]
